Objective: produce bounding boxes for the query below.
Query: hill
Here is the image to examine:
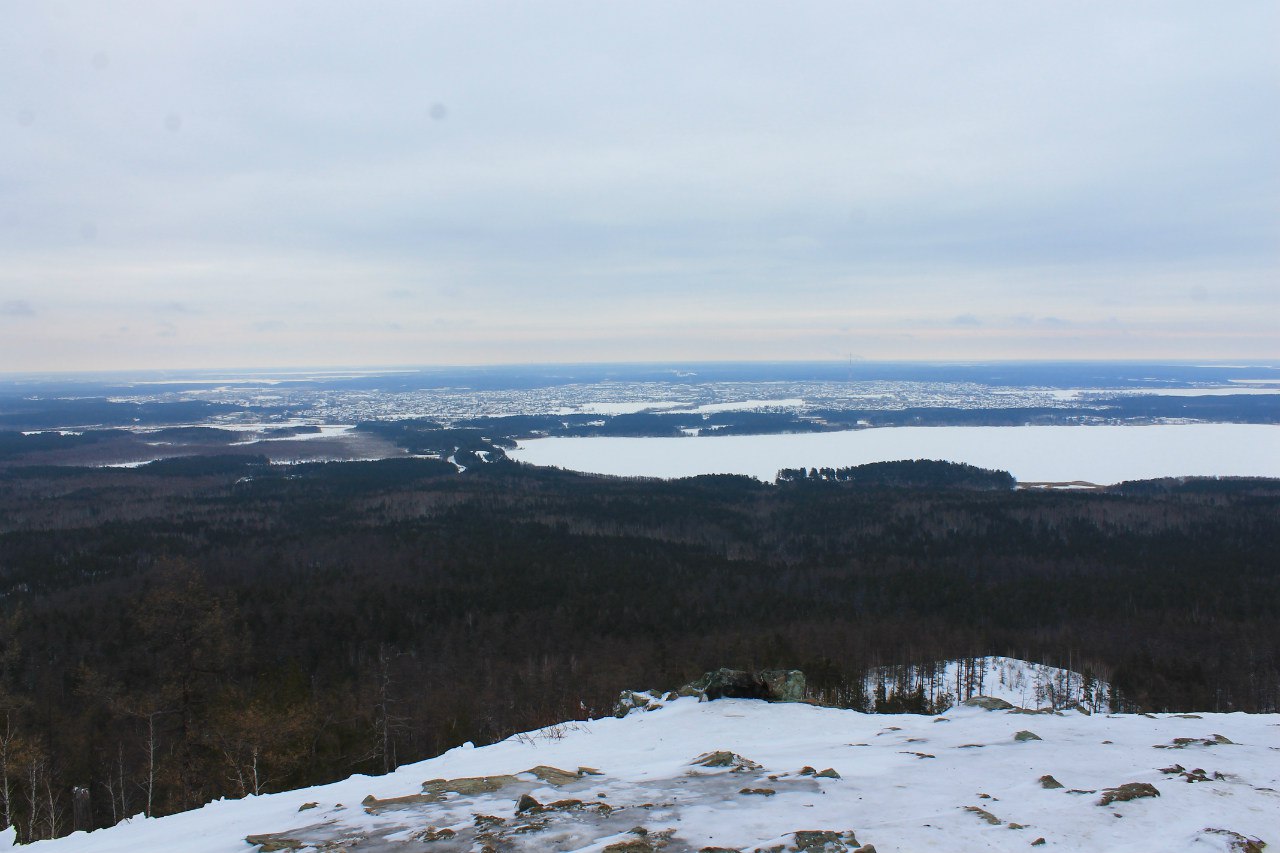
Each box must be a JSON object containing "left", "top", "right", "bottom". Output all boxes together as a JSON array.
[{"left": 26, "top": 691, "right": 1277, "bottom": 852}]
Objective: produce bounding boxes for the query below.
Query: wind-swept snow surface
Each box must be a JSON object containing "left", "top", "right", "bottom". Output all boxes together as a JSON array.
[{"left": 31, "top": 696, "right": 1277, "bottom": 852}]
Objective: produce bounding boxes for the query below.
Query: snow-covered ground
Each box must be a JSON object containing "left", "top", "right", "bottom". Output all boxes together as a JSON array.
[
  {"left": 864, "top": 657, "right": 1112, "bottom": 714},
  {"left": 509, "top": 423, "right": 1280, "bottom": 483},
  {"left": 26, "top": 694, "right": 1277, "bottom": 853}
]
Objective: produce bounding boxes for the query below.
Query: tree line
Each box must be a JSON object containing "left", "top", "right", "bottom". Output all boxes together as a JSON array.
[{"left": 0, "top": 458, "right": 1276, "bottom": 840}]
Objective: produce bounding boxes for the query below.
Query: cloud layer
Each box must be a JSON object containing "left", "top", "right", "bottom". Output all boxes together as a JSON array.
[{"left": 2, "top": 1, "right": 1277, "bottom": 370}]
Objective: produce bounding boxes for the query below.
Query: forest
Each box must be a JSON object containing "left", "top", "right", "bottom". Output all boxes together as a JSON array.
[{"left": 0, "top": 457, "right": 1277, "bottom": 840}]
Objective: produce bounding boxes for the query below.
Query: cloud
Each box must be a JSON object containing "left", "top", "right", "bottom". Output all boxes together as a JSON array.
[
  {"left": 1, "top": 300, "right": 35, "bottom": 317},
  {"left": 0, "top": 1, "right": 1275, "bottom": 368}
]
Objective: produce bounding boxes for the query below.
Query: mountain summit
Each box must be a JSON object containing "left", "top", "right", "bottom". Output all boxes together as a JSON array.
[{"left": 25, "top": 674, "right": 1276, "bottom": 852}]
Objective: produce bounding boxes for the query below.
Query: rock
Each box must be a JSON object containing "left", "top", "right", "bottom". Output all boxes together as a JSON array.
[
  {"left": 604, "top": 841, "right": 657, "bottom": 852},
  {"left": 680, "top": 668, "right": 806, "bottom": 702},
  {"left": 799, "top": 766, "right": 817, "bottom": 776},
  {"left": 761, "top": 669, "right": 807, "bottom": 703},
  {"left": 694, "top": 669, "right": 771, "bottom": 700},
  {"left": 691, "top": 750, "right": 763, "bottom": 772},
  {"left": 1038, "top": 774, "right": 1064, "bottom": 789},
  {"left": 1014, "top": 730, "right": 1042, "bottom": 742},
  {"left": 791, "top": 829, "right": 860, "bottom": 851},
  {"left": 547, "top": 799, "right": 585, "bottom": 810},
  {"left": 516, "top": 793, "right": 541, "bottom": 813},
  {"left": 739, "top": 787, "right": 776, "bottom": 796},
  {"left": 361, "top": 791, "right": 438, "bottom": 811},
  {"left": 1097, "top": 782, "right": 1160, "bottom": 806},
  {"left": 965, "top": 806, "right": 1002, "bottom": 825},
  {"left": 962, "top": 696, "right": 1014, "bottom": 711},
  {"left": 614, "top": 690, "right": 652, "bottom": 717},
  {"left": 815, "top": 768, "right": 841, "bottom": 779},
  {"left": 527, "top": 765, "right": 579, "bottom": 786},
  {"left": 1203, "top": 828, "right": 1266, "bottom": 853},
  {"left": 605, "top": 828, "right": 676, "bottom": 851},
  {"left": 245, "top": 834, "right": 303, "bottom": 851},
  {"left": 297, "top": 802, "right": 318, "bottom": 811},
  {"left": 360, "top": 774, "right": 520, "bottom": 813},
  {"left": 1031, "top": 838, "right": 1046, "bottom": 846}
]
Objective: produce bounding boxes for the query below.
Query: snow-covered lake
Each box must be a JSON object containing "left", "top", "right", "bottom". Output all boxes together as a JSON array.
[{"left": 510, "top": 423, "right": 1280, "bottom": 484}]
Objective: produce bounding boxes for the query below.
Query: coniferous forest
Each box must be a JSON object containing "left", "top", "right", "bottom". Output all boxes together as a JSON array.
[{"left": 0, "top": 457, "right": 1277, "bottom": 840}]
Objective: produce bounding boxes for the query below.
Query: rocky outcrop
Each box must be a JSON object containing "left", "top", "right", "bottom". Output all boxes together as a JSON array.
[
  {"left": 681, "top": 668, "right": 807, "bottom": 703},
  {"left": 613, "top": 689, "right": 677, "bottom": 717},
  {"left": 615, "top": 670, "right": 807, "bottom": 717}
]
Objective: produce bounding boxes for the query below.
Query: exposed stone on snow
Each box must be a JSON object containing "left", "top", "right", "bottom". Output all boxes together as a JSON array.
[{"left": 1097, "top": 782, "right": 1160, "bottom": 806}]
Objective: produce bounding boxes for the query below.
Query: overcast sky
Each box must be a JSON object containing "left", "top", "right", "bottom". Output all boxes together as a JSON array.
[{"left": 2, "top": 1, "right": 1277, "bottom": 371}]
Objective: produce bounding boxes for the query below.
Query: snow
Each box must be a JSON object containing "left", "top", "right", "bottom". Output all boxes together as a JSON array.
[
  {"left": 676, "top": 398, "right": 806, "bottom": 414},
  {"left": 29, "top": 684, "right": 1278, "bottom": 853},
  {"left": 864, "top": 657, "right": 1112, "bottom": 713},
  {"left": 509, "top": 424, "right": 1280, "bottom": 484},
  {"left": 573, "top": 401, "right": 683, "bottom": 415},
  {"left": 563, "top": 398, "right": 805, "bottom": 416},
  {"left": 232, "top": 425, "right": 356, "bottom": 444},
  {"left": 1047, "top": 388, "right": 1280, "bottom": 399}
]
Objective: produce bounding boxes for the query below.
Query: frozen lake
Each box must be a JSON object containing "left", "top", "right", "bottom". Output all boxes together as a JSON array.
[{"left": 509, "top": 423, "right": 1280, "bottom": 484}]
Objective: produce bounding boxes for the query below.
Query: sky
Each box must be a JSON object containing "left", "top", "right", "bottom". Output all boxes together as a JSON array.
[{"left": 2, "top": 1, "right": 1278, "bottom": 371}]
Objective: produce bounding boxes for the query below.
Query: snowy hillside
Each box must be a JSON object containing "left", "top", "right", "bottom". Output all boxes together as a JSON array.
[
  {"left": 864, "top": 656, "right": 1112, "bottom": 714},
  {"left": 24, "top": 693, "right": 1277, "bottom": 852}
]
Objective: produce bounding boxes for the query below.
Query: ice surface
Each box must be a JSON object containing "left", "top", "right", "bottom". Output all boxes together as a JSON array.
[{"left": 509, "top": 424, "right": 1280, "bottom": 484}]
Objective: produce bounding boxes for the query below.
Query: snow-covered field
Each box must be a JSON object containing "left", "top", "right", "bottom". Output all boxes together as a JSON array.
[
  {"left": 29, "top": 694, "right": 1277, "bottom": 852},
  {"left": 509, "top": 423, "right": 1280, "bottom": 483}
]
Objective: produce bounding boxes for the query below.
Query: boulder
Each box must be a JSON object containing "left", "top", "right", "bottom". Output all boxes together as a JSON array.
[
  {"left": 761, "top": 669, "right": 807, "bottom": 703},
  {"left": 681, "top": 668, "right": 807, "bottom": 703},
  {"left": 962, "top": 696, "right": 1014, "bottom": 711},
  {"left": 691, "top": 750, "right": 763, "bottom": 772}
]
